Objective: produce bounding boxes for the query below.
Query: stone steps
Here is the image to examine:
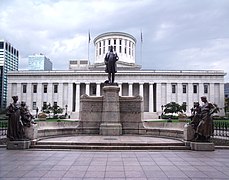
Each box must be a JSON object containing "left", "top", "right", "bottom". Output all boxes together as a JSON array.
[{"left": 31, "top": 141, "right": 190, "bottom": 150}]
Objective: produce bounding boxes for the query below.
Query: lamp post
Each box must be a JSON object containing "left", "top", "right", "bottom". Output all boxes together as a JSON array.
[
  {"left": 65, "top": 105, "right": 68, "bottom": 117},
  {"left": 161, "top": 105, "right": 164, "bottom": 118}
]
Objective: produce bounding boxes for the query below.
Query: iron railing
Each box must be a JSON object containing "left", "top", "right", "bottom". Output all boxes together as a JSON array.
[
  {"left": 0, "top": 119, "right": 8, "bottom": 136},
  {"left": 213, "top": 121, "right": 229, "bottom": 139}
]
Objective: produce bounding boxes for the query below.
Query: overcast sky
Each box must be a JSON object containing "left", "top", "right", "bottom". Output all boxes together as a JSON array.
[{"left": 1, "top": 0, "right": 229, "bottom": 81}]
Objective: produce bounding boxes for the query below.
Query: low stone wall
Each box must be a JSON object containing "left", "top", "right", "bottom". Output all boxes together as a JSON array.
[
  {"left": 143, "top": 121, "right": 186, "bottom": 138},
  {"left": 37, "top": 121, "right": 80, "bottom": 137},
  {"left": 36, "top": 120, "right": 186, "bottom": 139}
]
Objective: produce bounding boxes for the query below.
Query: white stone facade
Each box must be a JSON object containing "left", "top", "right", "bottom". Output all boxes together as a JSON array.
[{"left": 7, "top": 70, "right": 225, "bottom": 118}]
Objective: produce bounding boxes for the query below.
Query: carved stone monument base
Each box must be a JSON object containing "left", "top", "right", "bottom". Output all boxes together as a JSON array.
[
  {"left": 190, "top": 142, "right": 215, "bottom": 151},
  {"left": 184, "top": 123, "right": 195, "bottom": 141},
  {"left": 24, "top": 124, "right": 38, "bottom": 140},
  {"left": 7, "top": 140, "right": 31, "bottom": 150},
  {"left": 100, "top": 123, "right": 122, "bottom": 136}
]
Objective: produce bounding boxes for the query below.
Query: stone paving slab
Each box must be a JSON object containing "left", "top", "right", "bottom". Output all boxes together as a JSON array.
[
  {"left": 1, "top": 148, "right": 229, "bottom": 179},
  {"left": 38, "top": 135, "right": 183, "bottom": 144}
]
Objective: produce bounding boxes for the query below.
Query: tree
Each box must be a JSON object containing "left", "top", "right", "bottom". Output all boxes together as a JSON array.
[
  {"left": 163, "top": 102, "right": 184, "bottom": 115},
  {"left": 42, "top": 103, "right": 63, "bottom": 118}
]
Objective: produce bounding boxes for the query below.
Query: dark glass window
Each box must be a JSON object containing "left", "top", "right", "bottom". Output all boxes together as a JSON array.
[
  {"left": 204, "top": 84, "right": 208, "bottom": 94},
  {"left": 183, "top": 84, "right": 187, "bottom": 93},
  {"left": 172, "top": 84, "right": 176, "bottom": 93},
  {"left": 33, "top": 84, "right": 37, "bottom": 93},
  {"left": 22, "top": 84, "right": 27, "bottom": 93},
  {"left": 0, "top": 42, "right": 4, "bottom": 49},
  {"left": 193, "top": 84, "right": 198, "bottom": 94},
  {"left": 54, "top": 84, "right": 58, "bottom": 93},
  {"left": 43, "top": 84, "right": 47, "bottom": 93}
]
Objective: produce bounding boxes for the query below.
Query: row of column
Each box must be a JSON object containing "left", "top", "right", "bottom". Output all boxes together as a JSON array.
[{"left": 7, "top": 81, "right": 225, "bottom": 116}]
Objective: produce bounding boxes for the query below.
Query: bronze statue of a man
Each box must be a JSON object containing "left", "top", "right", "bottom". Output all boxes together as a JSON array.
[{"left": 104, "top": 45, "right": 119, "bottom": 84}]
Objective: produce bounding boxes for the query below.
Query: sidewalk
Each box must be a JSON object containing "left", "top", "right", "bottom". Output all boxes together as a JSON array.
[{"left": 1, "top": 148, "right": 229, "bottom": 179}]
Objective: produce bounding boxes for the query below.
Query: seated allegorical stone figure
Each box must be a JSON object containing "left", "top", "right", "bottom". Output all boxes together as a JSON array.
[
  {"left": 20, "top": 101, "right": 36, "bottom": 127},
  {"left": 192, "top": 96, "right": 217, "bottom": 142},
  {"left": 6, "top": 96, "right": 25, "bottom": 141}
]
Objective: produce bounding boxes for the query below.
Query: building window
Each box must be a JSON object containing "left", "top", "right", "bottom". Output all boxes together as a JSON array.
[
  {"left": 172, "top": 84, "right": 176, "bottom": 93},
  {"left": 33, "top": 84, "right": 37, "bottom": 93},
  {"left": 204, "top": 84, "right": 209, "bottom": 94},
  {"left": 32, "top": 102, "right": 36, "bottom": 110},
  {"left": 99, "top": 41, "right": 101, "bottom": 55},
  {"left": 183, "top": 84, "right": 187, "bottom": 93},
  {"left": 54, "top": 84, "right": 58, "bottom": 93},
  {"left": 43, "top": 84, "right": 47, "bottom": 93},
  {"left": 193, "top": 84, "right": 198, "bottom": 94},
  {"left": 103, "top": 40, "right": 105, "bottom": 54},
  {"left": 22, "top": 84, "right": 27, "bottom": 93}
]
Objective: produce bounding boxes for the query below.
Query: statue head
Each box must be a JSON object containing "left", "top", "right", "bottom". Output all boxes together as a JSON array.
[
  {"left": 109, "top": 45, "right": 114, "bottom": 52},
  {"left": 201, "top": 96, "right": 207, "bottom": 103},
  {"left": 12, "top": 96, "right": 18, "bottom": 102},
  {"left": 21, "top": 101, "right": 26, "bottom": 107}
]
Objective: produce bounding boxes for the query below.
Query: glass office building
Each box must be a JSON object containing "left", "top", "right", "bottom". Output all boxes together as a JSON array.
[
  {"left": 0, "top": 39, "right": 19, "bottom": 110},
  {"left": 28, "top": 54, "right": 52, "bottom": 71}
]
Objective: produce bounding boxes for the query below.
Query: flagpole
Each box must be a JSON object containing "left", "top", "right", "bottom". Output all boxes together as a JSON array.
[
  {"left": 88, "top": 30, "right": 91, "bottom": 64},
  {"left": 140, "top": 30, "right": 143, "bottom": 66}
]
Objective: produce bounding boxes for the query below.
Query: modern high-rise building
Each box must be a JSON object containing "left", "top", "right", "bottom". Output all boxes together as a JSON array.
[
  {"left": 28, "top": 54, "right": 52, "bottom": 71},
  {"left": 0, "top": 39, "right": 19, "bottom": 110}
]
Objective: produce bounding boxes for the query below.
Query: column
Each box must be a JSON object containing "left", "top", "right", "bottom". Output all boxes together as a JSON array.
[
  {"left": 219, "top": 83, "right": 225, "bottom": 116},
  {"left": 85, "top": 82, "right": 90, "bottom": 95},
  {"left": 118, "top": 83, "right": 122, "bottom": 96},
  {"left": 26, "top": 83, "right": 32, "bottom": 109},
  {"left": 7, "top": 83, "right": 12, "bottom": 105},
  {"left": 47, "top": 83, "right": 53, "bottom": 105},
  {"left": 58, "top": 83, "right": 63, "bottom": 108},
  {"left": 198, "top": 83, "right": 204, "bottom": 100},
  {"left": 177, "top": 83, "right": 183, "bottom": 104},
  {"left": 37, "top": 83, "right": 42, "bottom": 110},
  {"left": 149, "top": 83, "right": 154, "bottom": 112},
  {"left": 156, "top": 83, "right": 162, "bottom": 114},
  {"left": 139, "top": 83, "right": 144, "bottom": 97},
  {"left": 75, "top": 83, "right": 80, "bottom": 113},
  {"left": 96, "top": 83, "right": 101, "bottom": 96},
  {"left": 67, "top": 82, "right": 73, "bottom": 112},
  {"left": 128, "top": 83, "right": 133, "bottom": 96},
  {"left": 209, "top": 83, "right": 215, "bottom": 103},
  {"left": 16, "top": 83, "right": 21, "bottom": 100},
  {"left": 166, "top": 83, "right": 171, "bottom": 103},
  {"left": 187, "top": 83, "right": 193, "bottom": 114}
]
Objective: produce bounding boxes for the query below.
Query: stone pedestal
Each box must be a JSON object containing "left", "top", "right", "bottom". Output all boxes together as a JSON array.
[
  {"left": 7, "top": 140, "right": 31, "bottom": 150},
  {"left": 184, "top": 123, "right": 195, "bottom": 141},
  {"left": 24, "top": 124, "right": 38, "bottom": 140},
  {"left": 190, "top": 142, "right": 215, "bottom": 151},
  {"left": 100, "top": 86, "right": 122, "bottom": 135}
]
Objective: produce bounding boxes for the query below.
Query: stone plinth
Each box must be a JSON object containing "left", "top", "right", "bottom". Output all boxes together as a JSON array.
[
  {"left": 184, "top": 123, "right": 195, "bottom": 141},
  {"left": 100, "top": 123, "right": 122, "bottom": 135},
  {"left": 79, "top": 85, "right": 143, "bottom": 135},
  {"left": 100, "top": 86, "right": 122, "bottom": 135},
  {"left": 190, "top": 142, "right": 215, "bottom": 151},
  {"left": 7, "top": 140, "right": 31, "bottom": 150},
  {"left": 24, "top": 124, "right": 38, "bottom": 140}
]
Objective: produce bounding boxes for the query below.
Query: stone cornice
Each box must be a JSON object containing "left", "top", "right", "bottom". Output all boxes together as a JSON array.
[{"left": 7, "top": 70, "right": 226, "bottom": 77}]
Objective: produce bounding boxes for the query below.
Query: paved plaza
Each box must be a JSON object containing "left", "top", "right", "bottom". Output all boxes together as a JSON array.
[{"left": 0, "top": 147, "right": 229, "bottom": 179}]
